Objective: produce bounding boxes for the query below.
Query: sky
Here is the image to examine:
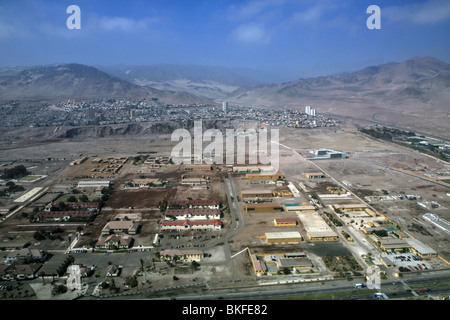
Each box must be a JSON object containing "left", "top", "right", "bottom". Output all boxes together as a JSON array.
[{"left": 0, "top": 0, "right": 449, "bottom": 81}]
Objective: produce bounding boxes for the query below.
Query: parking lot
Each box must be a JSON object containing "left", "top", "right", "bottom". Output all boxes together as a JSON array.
[
  {"left": 382, "top": 252, "right": 434, "bottom": 271},
  {"left": 158, "top": 230, "right": 219, "bottom": 251}
]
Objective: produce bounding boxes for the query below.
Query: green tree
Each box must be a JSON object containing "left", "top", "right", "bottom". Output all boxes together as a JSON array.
[{"left": 67, "top": 195, "right": 78, "bottom": 203}]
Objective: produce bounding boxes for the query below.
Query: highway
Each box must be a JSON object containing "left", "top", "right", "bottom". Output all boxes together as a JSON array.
[{"left": 143, "top": 270, "right": 450, "bottom": 300}]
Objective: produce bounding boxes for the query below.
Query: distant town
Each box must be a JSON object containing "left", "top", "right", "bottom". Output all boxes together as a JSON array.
[{"left": 0, "top": 99, "right": 339, "bottom": 129}]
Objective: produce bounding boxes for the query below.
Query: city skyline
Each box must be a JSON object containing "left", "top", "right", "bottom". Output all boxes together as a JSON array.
[{"left": 0, "top": 0, "right": 449, "bottom": 81}]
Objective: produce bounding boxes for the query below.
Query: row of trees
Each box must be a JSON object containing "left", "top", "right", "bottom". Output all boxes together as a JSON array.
[{"left": 1, "top": 165, "right": 30, "bottom": 179}]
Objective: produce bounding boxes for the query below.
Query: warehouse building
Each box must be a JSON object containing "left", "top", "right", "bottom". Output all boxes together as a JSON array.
[
  {"left": 245, "top": 173, "right": 285, "bottom": 180},
  {"left": 180, "top": 177, "right": 209, "bottom": 187},
  {"left": 244, "top": 203, "right": 283, "bottom": 213},
  {"left": 274, "top": 218, "right": 297, "bottom": 227},
  {"left": 305, "top": 172, "right": 327, "bottom": 179},
  {"left": 379, "top": 239, "right": 411, "bottom": 252},
  {"left": 241, "top": 189, "right": 274, "bottom": 199},
  {"left": 277, "top": 257, "right": 313, "bottom": 269},
  {"left": 406, "top": 238, "right": 438, "bottom": 257},
  {"left": 283, "top": 204, "right": 316, "bottom": 213},
  {"left": 264, "top": 231, "right": 303, "bottom": 244},
  {"left": 298, "top": 212, "right": 339, "bottom": 241},
  {"left": 77, "top": 181, "right": 111, "bottom": 189}
]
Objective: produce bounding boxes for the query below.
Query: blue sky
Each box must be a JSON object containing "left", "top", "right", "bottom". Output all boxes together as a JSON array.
[{"left": 0, "top": 0, "right": 449, "bottom": 80}]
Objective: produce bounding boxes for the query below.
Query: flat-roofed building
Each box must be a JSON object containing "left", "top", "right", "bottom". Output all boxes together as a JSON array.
[
  {"left": 277, "top": 257, "right": 313, "bottom": 269},
  {"left": 78, "top": 181, "right": 111, "bottom": 189},
  {"left": 305, "top": 172, "right": 327, "bottom": 179},
  {"left": 283, "top": 204, "right": 316, "bottom": 212},
  {"left": 406, "top": 238, "right": 438, "bottom": 257},
  {"left": 298, "top": 212, "right": 338, "bottom": 241},
  {"left": 241, "top": 189, "right": 274, "bottom": 199},
  {"left": 264, "top": 231, "right": 302, "bottom": 244},
  {"left": 274, "top": 218, "right": 297, "bottom": 227},
  {"left": 245, "top": 173, "right": 285, "bottom": 180},
  {"left": 180, "top": 177, "right": 209, "bottom": 186},
  {"left": 233, "top": 166, "right": 263, "bottom": 173},
  {"left": 244, "top": 203, "right": 283, "bottom": 213},
  {"left": 379, "top": 239, "right": 411, "bottom": 252}
]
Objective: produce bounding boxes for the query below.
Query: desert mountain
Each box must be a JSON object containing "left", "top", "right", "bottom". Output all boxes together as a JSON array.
[
  {"left": 0, "top": 63, "right": 213, "bottom": 104},
  {"left": 226, "top": 56, "right": 450, "bottom": 136},
  {"left": 97, "top": 64, "right": 277, "bottom": 100}
]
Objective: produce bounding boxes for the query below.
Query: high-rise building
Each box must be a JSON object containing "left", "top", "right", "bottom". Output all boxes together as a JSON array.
[
  {"left": 223, "top": 101, "right": 228, "bottom": 113},
  {"left": 305, "top": 106, "right": 317, "bottom": 116},
  {"left": 305, "top": 106, "right": 311, "bottom": 115}
]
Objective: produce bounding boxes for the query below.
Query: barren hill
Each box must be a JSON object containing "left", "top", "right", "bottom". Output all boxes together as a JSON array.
[
  {"left": 226, "top": 56, "right": 450, "bottom": 137},
  {"left": 0, "top": 63, "right": 214, "bottom": 105}
]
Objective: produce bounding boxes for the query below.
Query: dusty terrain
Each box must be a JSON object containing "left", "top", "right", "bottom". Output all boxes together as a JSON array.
[{"left": 1, "top": 120, "right": 449, "bottom": 299}]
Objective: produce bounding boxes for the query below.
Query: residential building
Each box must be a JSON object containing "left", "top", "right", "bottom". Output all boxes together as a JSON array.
[
  {"left": 167, "top": 200, "right": 220, "bottom": 209},
  {"left": 95, "top": 235, "right": 133, "bottom": 250},
  {"left": 164, "top": 208, "right": 221, "bottom": 221},
  {"left": 161, "top": 219, "right": 222, "bottom": 231},
  {"left": 101, "top": 220, "right": 140, "bottom": 235}
]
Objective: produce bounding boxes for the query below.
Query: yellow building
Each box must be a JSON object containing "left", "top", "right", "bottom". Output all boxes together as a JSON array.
[
  {"left": 282, "top": 204, "right": 316, "bottom": 212},
  {"left": 246, "top": 173, "right": 285, "bottom": 180},
  {"left": 248, "top": 251, "right": 266, "bottom": 275},
  {"left": 264, "top": 232, "right": 302, "bottom": 244},
  {"left": 241, "top": 189, "right": 274, "bottom": 199},
  {"left": 274, "top": 218, "right": 297, "bottom": 227},
  {"left": 305, "top": 172, "right": 327, "bottom": 179}
]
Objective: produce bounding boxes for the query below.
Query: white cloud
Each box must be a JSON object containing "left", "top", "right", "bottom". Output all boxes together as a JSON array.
[
  {"left": 231, "top": 24, "right": 271, "bottom": 44},
  {"left": 98, "top": 16, "right": 158, "bottom": 32},
  {"left": 227, "top": 0, "right": 285, "bottom": 20},
  {"left": 384, "top": 0, "right": 450, "bottom": 25}
]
